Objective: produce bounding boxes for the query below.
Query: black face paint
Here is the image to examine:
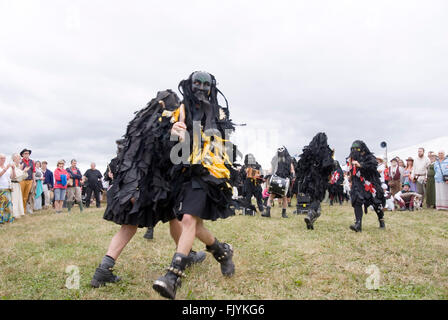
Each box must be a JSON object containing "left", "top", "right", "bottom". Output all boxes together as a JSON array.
[
  {"left": 350, "top": 141, "right": 364, "bottom": 160},
  {"left": 191, "top": 71, "right": 212, "bottom": 103}
]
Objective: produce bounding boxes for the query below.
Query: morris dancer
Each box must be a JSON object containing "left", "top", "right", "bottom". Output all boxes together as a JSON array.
[
  {"left": 152, "top": 71, "right": 237, "bottom": 299},
  {"left": 347, "top": 140, "right": 386, "bottom": 232},
  {"left": 262, "top": 146, "right": 294, "bottom": 218},
  {"left": 295, "top": 133, "right": 334, "bottom": 230},
  {"left": 90, "top": 89, "right": 206, "bottom": 289}
]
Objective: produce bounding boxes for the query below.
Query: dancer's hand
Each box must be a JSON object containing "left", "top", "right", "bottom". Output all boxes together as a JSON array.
[{"left": 171, "top": 122, "right": 187, "bottom": 141}]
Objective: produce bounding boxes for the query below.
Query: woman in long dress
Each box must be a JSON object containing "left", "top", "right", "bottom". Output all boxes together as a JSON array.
[
  {"left": 10, "top": 153, "right": 28, "bottom": 219},
  {"left": 426, "top": 153, "right": 436, "bottom": 209},
  {"left": 34, "top": 161, "right": 44, "bottom": 211}
]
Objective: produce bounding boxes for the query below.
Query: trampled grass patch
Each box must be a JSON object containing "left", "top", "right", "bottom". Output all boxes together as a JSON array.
[{"left": 0, "top": 202, "right": 447, "bottom": 300}]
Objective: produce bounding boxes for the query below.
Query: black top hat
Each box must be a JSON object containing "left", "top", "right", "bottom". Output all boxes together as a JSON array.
[{"left": 20, "top": 148, "right": 32, "bottom": 157}]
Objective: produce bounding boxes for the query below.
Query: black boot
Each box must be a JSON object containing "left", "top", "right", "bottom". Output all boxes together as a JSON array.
[
  {"left": 304, "top": 203, "right": 321, "bottom": 230},
  {"left": 304, "top": 210, "right": 316, "bottom": 230},
  {"left": 261, "top": 206, "right": 271, "bottom": 218},
  {"left": 281, "top": 208, "right": 288, "bottom": 218},
  {"left": 350, "top": 205, "right": 363, "bottom": 232},
  {"left": 374, "top": 206, "right": 385, "bottom": 229},
  {"left": 206, "top": 238, "right": 235, "bottom": 277},
  {"left": 186, "top": 250, "right": 206, "bottom": 267},
  {"left": 153, "top": 252, "right": 188, "bottom": 300},
  {"left": 349, "top": 220, "right": 362, "bottom": 232},
  {"left": 91, "top": 255, "right": 121, "bottom": 288},
  {"left": 143, "top": 227, "right": 154, "bottom": 240}
]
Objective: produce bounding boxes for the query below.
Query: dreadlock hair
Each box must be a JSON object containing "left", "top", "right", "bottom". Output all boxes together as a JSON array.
[{"left": 178, "top": 71, "right": 233, "bottom": 135}]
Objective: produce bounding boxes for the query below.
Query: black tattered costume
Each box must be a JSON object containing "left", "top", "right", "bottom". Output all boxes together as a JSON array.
[
  {"left": 329, "top": 161, "right": 344, "bottom": 205},
  {"left": 347, "top": 140, "right": 386, "bottom": 232},
  {"left": 103, "top": 88, "right": 236, "bottom": 227},
  {"left": 103, "top": 90, "right": 180, "bottom": 228},
  {"left": 151, "top": 71, "right": 236, "bottom": 300},
  {"left": 239, "top": 154, "right": 264, "bottom": 215},
  {"left": 92, "top": 72, "right": 237, "bottom": 299},
  {"left": 295, "top": 132, "right": 334, "bottom": 229}
]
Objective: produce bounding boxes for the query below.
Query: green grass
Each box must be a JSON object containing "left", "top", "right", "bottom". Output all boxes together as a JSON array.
[{"left": 0, "top": 201, "right": 447, "bottom": 300}]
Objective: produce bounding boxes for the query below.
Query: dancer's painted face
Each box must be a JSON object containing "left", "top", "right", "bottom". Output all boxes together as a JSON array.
[
  {"left": 350, "top": 141, "right": 363, "bottom": 159},
  {"left": 191, "top": 71, "right": 212, "bottom": 102}
]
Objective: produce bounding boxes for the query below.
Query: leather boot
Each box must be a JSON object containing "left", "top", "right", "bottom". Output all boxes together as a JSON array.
[
  {"left": 206, "top": 238, "right": 235, "bottom": 277},
  {"left": 153, "top": 252, "right": 188, "bottom": 300},
  {"left": 281, "top": 208, "right": 288, "bottom": 218},
  {"left": 350, "top": 205, "right": 363, "bottom": 232},
  {"left": 91, "top": 255, "right": 121, "bottom": 288},
  {"left": 143, "top": 227, "right": 154, "bottom": 240},
  {"left": 379, "top": 218, "right": 386, "bottom": 229},
  {"left": 304, "top": 210, "right": 316, "bottom": 230},
  {"left": 186, "top": 250, "right": 206, "bottom": 267},
  {"left": 261, "top": 206, "right": 271, "bottom": 218},
  {"left": 349, "top": 220, "right": 362, "bottom": 232}
]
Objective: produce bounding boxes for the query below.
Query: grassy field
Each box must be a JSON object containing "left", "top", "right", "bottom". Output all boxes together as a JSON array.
[{"left": 0, "top": 201, "right": 447, "bottom": 300}]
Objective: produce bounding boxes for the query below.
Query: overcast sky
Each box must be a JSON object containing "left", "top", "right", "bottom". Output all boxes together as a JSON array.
[{"left": 1, "top": 0, "right": 447, "bottom": 172}]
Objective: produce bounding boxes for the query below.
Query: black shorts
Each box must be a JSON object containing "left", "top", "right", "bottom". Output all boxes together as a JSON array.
[{"left": 175, "top": 179, "right": 233, "bottom": 221}]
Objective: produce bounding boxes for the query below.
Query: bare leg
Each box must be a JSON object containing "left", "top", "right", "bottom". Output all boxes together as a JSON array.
[
  {"left": 281, "top": 196, "right": 289, "bottom": 218},
  {"left": 267, "top": 194, "right": 275, "bottom": 207},
  {"left": 282, "top": 197, "right": 288, "bottom": 209},
  {"left": 169, "top": 219, "right": 182, "bottom": 246},
  {"left": 195, "top": 218, "right": 215, "bottom": 246},
  {"left": 55, "top": 200, "right": 62, "bottom": 212},
  {"left": 176, "top": 214, "right": 197, "bottom": 255},
  {"left": 106, "top": 224, "right": 138, "bottom": 260}
]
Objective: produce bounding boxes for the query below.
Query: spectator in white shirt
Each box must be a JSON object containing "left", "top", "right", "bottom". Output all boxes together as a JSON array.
[{"left": 413, "top": 148, "right": 430, "bottom": 204}]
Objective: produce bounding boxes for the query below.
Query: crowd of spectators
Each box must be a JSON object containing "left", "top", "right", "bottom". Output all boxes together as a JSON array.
[
  {"left": 346, "top": 148, "right": 448, "bottom": 211},
  {"left": 0, "top": 148, "right": 107, "bottom": 225},
  {"left": 2, "top": 146, "right": 447, "bottom": 225}
]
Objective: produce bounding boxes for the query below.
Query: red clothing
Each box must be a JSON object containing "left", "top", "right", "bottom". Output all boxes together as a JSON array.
[
  {"left": 54, "top": 168, "right": 69, "bottom": 189},
  {"left": 70, "top": 168, "right": 80, "bottom": 187},
  {"left": 384, "top": 167, "right": 390, "bottom": 181},
  {"left": 22, "top": 158, "right": 36, "bottom": 172}
]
